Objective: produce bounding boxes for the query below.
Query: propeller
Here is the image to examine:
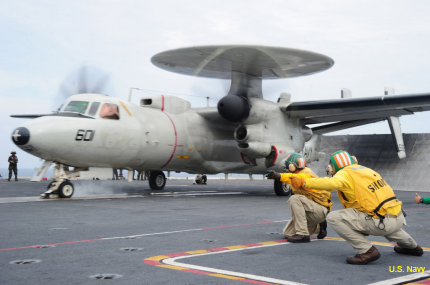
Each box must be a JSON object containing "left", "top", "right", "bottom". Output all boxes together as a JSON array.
[
  {"left": 189, "top": 77, "right": 230, "bottom": 107},
  {"left": 52, "top": 65, "right": 116, "bottom": 112}
]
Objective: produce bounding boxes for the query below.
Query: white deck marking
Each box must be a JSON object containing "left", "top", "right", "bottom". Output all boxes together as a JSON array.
[
  {"left": 160, "top": 238, "right": 430, "bottom": 285},
  {"left": 164, "top": 242, "right": 312, "bottom": 285}
]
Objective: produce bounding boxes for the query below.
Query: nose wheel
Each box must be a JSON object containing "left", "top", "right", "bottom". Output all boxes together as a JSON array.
[{"left": 58, "top": 181, "right": 74, "bottom": 198}]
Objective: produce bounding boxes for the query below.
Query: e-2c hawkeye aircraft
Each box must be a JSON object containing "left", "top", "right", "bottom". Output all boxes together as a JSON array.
[{"left": 10, "top": 45, "right": 430, "bottom": 198}]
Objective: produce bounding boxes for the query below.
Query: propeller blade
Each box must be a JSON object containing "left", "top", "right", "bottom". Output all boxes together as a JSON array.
[{"left": 52, "top": 65, "right": 115, "bottom": 112}]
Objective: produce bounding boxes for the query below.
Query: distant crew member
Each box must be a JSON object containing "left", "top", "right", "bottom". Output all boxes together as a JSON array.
[
  {"left": 118, "top": 170, "right": 124, "bottom": 180},
  {"left": 415, "top": 193, "right": 430, "bottom": 205},
  {"left": 137, "top": 170, "right": 144, "bottom": 180},
  {"left": 266, "top": 153, "right": 332, "bottom": 243},
  {"left": 8, "top": 150, "right": 18, "bottom": 181},
  {"left": 144, "top": 171, "right": 150, "bottom": 180},
  {"left": 291, "top": 150, "right": 423, "bottom": 265},
  {"left": 113, "top": 169, "right": 119, "bottom": 180},
  {"left": 193, "top": 174, "right": 207, "bottom": 185}
]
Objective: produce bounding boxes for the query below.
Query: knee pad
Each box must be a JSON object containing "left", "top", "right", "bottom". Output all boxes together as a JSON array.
[{"left": 287, "top": 195, "right": 299, "bottom": 205}]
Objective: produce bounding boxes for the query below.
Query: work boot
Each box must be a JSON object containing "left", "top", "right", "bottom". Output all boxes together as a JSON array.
[
  {"left": 317, "top": 220, "right": 327, "bottom": 239},
  {"left": 346, "top": 246, "right": 380, "bottom": 265},
  {"left": 394, "top": 245, "right": 424, "bottom": 256},
  {"left": 287, "top": 234, "right": 310, "bottom": 243},
  {"left": 15, "top": 178, "right": 18, "bottom": 181}
]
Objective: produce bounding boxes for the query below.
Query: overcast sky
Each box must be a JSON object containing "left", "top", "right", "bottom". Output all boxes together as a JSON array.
[{"left": 1, "top": 0, "right": 430, "bottom": 169}]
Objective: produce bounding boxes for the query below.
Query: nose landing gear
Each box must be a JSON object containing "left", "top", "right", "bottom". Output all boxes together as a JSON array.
[{"left": 41, "top": 163, "right": 75, "bottom": 199}]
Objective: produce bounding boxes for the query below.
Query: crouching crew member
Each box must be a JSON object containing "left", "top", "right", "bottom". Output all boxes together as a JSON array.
[
  {"left": 266, "top": 153, "right": 333, "bottom": 243},
  {"left": 291, "top": 150, "right": 423, "bottom": 265},
  {"left": 193, "top": 174, "right": 207, "bottom": 185}
]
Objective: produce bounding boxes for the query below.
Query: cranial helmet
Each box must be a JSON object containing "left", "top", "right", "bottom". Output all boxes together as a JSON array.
[
  {"left": 11, "top": 150, "right": 16, "bottom": 154},
  {"left": 327, "top": 150, "right": 354, "bottom": 175},
  {"left": 285, "top": 153, "right": 305, "bottom": 173}
]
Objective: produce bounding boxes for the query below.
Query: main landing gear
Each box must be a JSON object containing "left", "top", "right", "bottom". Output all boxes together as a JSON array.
[
  {"left": 41, "top": 163, "right": 75, "bottom": 199},
  {"left": 148, "top": 171, "right": 166, "bottom": 190},
  {"left": 274, "top": 180, "right": 291, "bottom": 196}
]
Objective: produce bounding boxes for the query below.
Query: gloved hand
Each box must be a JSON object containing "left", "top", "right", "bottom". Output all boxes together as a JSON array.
[
  {"left": 291, "top": 176, "right": 304, "bottom": 189},
  {"left": 265, "top": 170, "right": 280, "bottom": 180}
]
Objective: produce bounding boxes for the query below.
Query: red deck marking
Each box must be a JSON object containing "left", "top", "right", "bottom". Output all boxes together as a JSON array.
[
  {"left": 159, "top": 95, "right": 178, "bottom": 169},
  {"left": 144, "top": 260, "right": 163, "bottom": 266},
  {"left": 0, "top": 246, "right": 35, "bottom": 251},
  {"left": 0, "top": 220, "right": 283, "bottom": 252},
  {"left": 49, "top": 238, "right": 102, "bottom": 246},
  {"left": 0, "top": 238, "right": 102, "bottom": 251},
  {"left": 182, "top": 269, "right": 212, "bottom": 275},
  {"left": 207, "top": 247, "right": 229, "bottom": 252}
]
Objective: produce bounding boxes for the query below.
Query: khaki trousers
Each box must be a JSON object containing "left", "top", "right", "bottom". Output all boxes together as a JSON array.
[
  {"left": 283, "top": 195, "right": 328, "bottom": 237},
  {"left": 327, "top": 208, "right": 417, "bottom": 254}
]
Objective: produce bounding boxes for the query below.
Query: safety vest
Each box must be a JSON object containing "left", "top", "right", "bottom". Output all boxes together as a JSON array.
[
  {"left": 294, "top": 168, "right": 333, "bottom": 210},
  {"left": 337, "top": 165, "right": 402, "bottom": 218}
]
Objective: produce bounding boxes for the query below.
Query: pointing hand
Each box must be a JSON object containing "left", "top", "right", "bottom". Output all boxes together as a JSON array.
[
  {"left": 415, "top": 193, "right": 422, "bottom": 204},
  {"left": 265, "top": 171, "right": 280, "bottom": 181}
]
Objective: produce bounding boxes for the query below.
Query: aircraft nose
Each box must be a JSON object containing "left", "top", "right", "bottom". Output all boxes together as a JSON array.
[{"left": 11, "top": 127, "right": 30, "bottom": 146}]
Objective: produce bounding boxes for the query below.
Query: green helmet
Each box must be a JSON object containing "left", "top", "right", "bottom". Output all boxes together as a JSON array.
[
  {"left": 285, "top": 153, "right": 305, "bottom": 170},
  {"left": 329, "top": 150, "right": 354, "bottom": 172}
]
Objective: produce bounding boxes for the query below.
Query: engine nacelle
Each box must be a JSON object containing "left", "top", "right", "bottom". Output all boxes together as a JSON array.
[
  {"left": 265, "top": 144, "right": 296, "bottom": 171},
  {"left": 237, "top": 142, "right": 272, "bottom": 158},
  {"left": 234, "top": 125, "right": 262, "bottom": 142}
]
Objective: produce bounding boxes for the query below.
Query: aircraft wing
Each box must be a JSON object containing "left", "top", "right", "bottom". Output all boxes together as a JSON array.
[{"left": 284, "top": 93, "right": 430, "bottom": 125}]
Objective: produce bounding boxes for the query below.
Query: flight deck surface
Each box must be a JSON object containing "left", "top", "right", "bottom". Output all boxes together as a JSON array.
[{"left": 0, "top": 179, "right": 429, "bottom": 285}]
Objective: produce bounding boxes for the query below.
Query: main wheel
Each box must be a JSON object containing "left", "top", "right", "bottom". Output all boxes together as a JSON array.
[
  {"left": 58, "top": 181, "right": 74, "bottom": 198},
  {"left": 274, "top": 180, "right": 291, "bottom": 196},
  {"left": 149, "top": 171, "right": 166, "bottom": 190}
]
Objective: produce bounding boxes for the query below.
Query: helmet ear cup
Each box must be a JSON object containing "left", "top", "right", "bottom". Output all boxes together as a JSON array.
[
  {"left": 327, "top": 162, "right": 336, "bottom": 175},
  {"left": 288, "top": 163, "right": 296, "bottom": 173}
]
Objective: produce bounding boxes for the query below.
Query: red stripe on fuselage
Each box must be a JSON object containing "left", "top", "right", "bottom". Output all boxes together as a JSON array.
[{"left": 271, "top": 145, "right": 278, "bottom": 166}]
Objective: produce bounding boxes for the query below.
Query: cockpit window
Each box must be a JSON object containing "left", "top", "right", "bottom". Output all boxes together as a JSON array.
[
  {"left": 64, "top": 101, "right": 89, "bottom": 114},
  {"left": 100, "top": 103, "right": 120, "bottom": 120},
  {"left": 88, "top": 102, "right": 100, "bottom": 116}
]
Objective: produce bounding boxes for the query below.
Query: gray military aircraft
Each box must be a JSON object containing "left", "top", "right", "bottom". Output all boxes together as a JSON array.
[{"left": 10, "top": 45, "right": 430, "bottom": 198}]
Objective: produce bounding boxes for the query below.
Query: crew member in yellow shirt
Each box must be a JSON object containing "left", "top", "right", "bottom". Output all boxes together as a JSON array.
[
  {"left": 291, "top": 150, "right": 423, "bottom": 265},
  {"left": 266, "top": 153, "right": 333, "bottom": 243}
]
